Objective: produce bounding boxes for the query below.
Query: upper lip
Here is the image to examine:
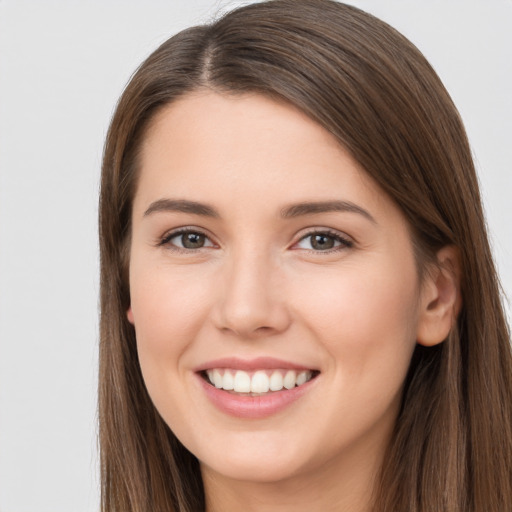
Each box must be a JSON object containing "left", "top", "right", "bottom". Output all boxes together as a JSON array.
[{"left": 194, "top": 357, "right": 318, "bottom": 373}]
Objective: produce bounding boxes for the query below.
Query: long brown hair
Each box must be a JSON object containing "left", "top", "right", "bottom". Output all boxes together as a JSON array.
[{"left": 98, "top": 1, "right": 512, "bottom": 510}]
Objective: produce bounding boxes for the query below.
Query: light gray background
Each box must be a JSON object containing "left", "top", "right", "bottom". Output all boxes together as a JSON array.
[{"left": 0, "top": 1, "right": 510, "bottom": 511}]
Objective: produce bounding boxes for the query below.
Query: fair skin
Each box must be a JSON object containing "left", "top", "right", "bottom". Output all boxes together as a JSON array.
[{"left": 127, "top": 91, "right": 459, "bottom": 512}]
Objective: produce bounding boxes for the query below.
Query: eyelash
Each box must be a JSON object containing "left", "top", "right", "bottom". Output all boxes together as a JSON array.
[
  {"left": 157, "top": 227, "right": 214, "bottom": 253},
  {"left": 294, "top": 229, "right": 354, "bottom": 252},
  {"left": 157, "top": 228, "right": 354, "bottom": 253}
]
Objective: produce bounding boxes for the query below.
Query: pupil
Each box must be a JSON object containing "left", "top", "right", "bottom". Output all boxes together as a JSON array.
[
  {"left": 312, "top": 234, "right": 334, "bottom": 250},
  {"left": 182, "top": 233, "right": 205, "bottom": 249}
]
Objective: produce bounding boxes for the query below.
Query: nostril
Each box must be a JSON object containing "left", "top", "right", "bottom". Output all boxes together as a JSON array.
[{"left": 255, "top": 326, "right": 275, "bottom": 333}]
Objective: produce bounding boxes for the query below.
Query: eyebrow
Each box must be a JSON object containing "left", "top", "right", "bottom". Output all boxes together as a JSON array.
[
  {"left": 280, "top": 200, "right": 376, "bottom": 224},
  {"left": 143, "top": 198, "right": 376, "bottom": 224},
  {"left": 144, "top": 199, "right": 220, "bottom": 218}
]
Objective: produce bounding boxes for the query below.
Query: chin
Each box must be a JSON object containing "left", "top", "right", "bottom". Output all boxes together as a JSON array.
[
  {"left": 201, "top": 454, "right": 306, "bottom": 484},
  {"left": 195, "top": 433, "right": 312, "bottom": 484}
]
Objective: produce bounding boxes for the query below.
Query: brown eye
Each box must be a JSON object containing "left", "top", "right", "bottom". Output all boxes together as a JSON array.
[
  {"left": 310, "top": 234, "right": 335, "bottom": 250},
  {"left": 295, "top": 231, "right": 353, "bottom": 252},
  {"left": 160, "top": 229, "right": 215, "bottom": 250},
  {"left": 181, "top": 232, "right": 206, "bottom": 249}
]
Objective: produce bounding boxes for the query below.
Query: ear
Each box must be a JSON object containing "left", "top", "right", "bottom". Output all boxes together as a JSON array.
[
  {"left": 416, "top": 246, "right": 462, "bottom": 347},
  {"left": 127, "top": 306, "right": 135, "bottom": 325}
]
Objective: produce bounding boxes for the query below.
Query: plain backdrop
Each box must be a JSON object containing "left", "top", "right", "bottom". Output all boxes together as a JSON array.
[{"left": 0, "top": 1, "right": 510, "bottom": 510}]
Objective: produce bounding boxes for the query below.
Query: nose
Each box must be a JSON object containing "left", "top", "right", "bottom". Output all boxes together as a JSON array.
[{"left": 212, "top": 249, "right": 291, "bottom": 339}]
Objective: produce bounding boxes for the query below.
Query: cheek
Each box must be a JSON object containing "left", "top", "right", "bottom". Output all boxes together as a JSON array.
[
  {"left": 129, "top": 263, "right": 213, "bottom": 365},
  {"left": 293, "top": 260, "right": 419, "bottom": 371},
  {"left": 293, "top": 264, "right": 419, "bottom": 435},
  {"left": 128, "top": 264, "right": 216, "bottom": 429}
]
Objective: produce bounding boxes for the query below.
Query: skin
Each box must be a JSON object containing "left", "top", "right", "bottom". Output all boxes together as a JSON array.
[{"left": 127, "top": 91, "right": 459, "bottom": 512}]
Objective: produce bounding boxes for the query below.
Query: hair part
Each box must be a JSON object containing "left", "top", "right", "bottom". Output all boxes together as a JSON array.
[{"left": 99, "top": 1, "right": 512, "bottom": 510}]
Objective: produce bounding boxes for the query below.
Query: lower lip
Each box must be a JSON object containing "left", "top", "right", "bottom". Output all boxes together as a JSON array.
[{"left": 196, "top": 373, "right": 318, "bottom": 419}]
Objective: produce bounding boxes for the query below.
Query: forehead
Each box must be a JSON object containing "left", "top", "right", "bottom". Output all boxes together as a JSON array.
[
  {"left": 134, "top": 91, "right": 399, "bottom": 225},
  {"left": 140, "top": 90, "right": 349, "bottom": 175}
]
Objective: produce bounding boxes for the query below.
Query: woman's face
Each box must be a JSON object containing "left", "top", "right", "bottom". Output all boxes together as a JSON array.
[{"left": 128, "top": 91, "right": 431, "bottom": 486}]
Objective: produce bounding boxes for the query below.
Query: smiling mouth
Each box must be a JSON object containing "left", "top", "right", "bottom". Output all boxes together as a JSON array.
[{"left": 201, "top": 368, "right": 320, "bottom": 396}]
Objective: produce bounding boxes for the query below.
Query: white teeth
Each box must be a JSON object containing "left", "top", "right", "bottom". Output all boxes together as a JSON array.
[
  {"left": 222, "top": 370, "right": 234, "bottom": 390},
  {"left": 205, "top": 368, "right": 314, "bottom": 393},
  {"left": 283, "top": 370, "right": 296, "bottom": 390},
  {"left": 234, "top": 370, "right": 251, "bottom": 393},
  {"left": 269, "top": 371, "right": 284, "bottom": 391},
  {"left": 251, "top": 371, "right": 270, "bottom": 393},
  {"left": 213, "top": 369, "right": 223, "bottom": 389},
  {"left": 296, "top": 371, "right": 308, "bottom": 386}
]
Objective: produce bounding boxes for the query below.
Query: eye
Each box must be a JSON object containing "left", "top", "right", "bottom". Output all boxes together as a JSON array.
[
  {"left": 294, "top": 230, "right": 353, "bottom": 251},
  {"left": 160, "top": 229, "right": 215, "bottom": 250}
]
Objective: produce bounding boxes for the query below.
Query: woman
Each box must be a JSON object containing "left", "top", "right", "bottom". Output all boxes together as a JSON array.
[{"left": 98, "top": 0, "right": 512, "bottom": 510}]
